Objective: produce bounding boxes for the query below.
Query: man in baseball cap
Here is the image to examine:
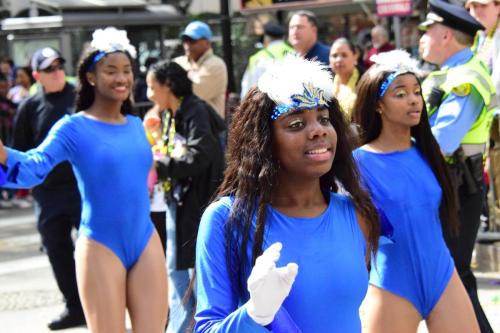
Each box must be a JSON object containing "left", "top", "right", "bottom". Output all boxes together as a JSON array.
[
  {"left": 13, "top": 46, "right": 84, "bottom": 330},
  {"left": 31, "top": 47, "right": 66, "bottom": 72},
  {"left": 174, "top": 21, "right": 227, "bottom": 119},
  {"left": 180, "top": 20, "right": 213, "bottom": 41}
]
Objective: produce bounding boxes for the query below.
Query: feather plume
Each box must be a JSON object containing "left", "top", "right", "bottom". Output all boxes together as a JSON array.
[
  {"left": 90, "top": 27, "right": 137, "bottom": 59},
  {"left": 369, "top": 49, "right": 420, "bottom": 76},
  {"left": 257, "top": 55, "right": 333, "bottom": 108}
]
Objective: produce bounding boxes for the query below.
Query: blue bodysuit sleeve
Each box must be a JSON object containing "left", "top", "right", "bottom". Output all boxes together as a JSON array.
[
  {"left": 195, "top": 199, "right": 270, "bottom": 333},
  {"left": 2, "top": 116, "right": 75, "bottom": 189},
  {"left": 0, "top": 164, "right": 6, "bottom": 185},
  {"left": 429, "top": 86, "right": 484, "bottom": 155}
]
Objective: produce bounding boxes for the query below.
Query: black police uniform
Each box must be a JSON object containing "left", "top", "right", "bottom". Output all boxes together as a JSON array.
[{"left": 420, "top": 1, "right": 494, "bottom": 332}]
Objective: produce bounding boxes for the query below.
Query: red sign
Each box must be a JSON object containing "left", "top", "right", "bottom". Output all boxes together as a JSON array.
[{"left": 376, "top": 0, "right": 412, "bottom": 16}]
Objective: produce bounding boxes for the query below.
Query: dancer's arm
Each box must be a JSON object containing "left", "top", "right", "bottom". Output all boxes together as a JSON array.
[
  {"left": 0, "top": 116, "right": 75, "bottom": 189},
  {"left": 195, "top": 199, "right": 298, "bottom": 333},
  {"left": 0, "top": 140, "right": 6, "bottom": 185}
]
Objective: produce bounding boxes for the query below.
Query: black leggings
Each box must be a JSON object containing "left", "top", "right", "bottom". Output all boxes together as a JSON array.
[{"left": 444, "top": 181, "right": 493, "bottom": 333}]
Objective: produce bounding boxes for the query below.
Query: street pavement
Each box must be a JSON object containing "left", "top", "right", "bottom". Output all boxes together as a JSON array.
[{"left": 0, "top": 207, "right": 499, "bottom": 332}]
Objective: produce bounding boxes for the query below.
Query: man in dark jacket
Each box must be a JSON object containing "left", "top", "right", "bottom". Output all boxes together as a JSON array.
[
  {"left": 151, "top": 61, "right": 225, "bottom": 333},
  {"left": 12, "top": 47, "right": 84, "bottom": 330}
]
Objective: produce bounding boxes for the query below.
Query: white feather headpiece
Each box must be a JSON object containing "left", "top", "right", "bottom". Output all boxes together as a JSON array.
[
  {"left": 369, "top": 50, "right": 421, "bottom": 97},
  {"left": 90, "top": 27, "right": 137, "bottom": 59},
  {"left": 369, "top": 49, "right": 420, "bottom": 75},
  {"left": 257, "top": 55, "right": 333, "bottom": 119}
]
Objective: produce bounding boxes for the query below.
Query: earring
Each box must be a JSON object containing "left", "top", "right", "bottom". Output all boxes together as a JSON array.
[{"left": 89, "top": 82, "right": 95, "bottom": 86}]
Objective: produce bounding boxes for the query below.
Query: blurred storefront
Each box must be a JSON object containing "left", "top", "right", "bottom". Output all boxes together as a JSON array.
[
  {"left": 240, "top": 0, "right": 424, "bottom": 49},
  {"left": 0, "top": 0, "right": 184, "bottom": 75}
]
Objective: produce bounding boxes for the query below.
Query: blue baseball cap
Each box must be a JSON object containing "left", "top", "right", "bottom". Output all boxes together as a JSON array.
[{"left": 180, "top": 21, "right": 212, "bottom": 41}]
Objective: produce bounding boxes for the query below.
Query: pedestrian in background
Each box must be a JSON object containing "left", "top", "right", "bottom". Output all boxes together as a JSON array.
[
  {"left": 467, "top": 0, "right": 500, "bottom": 93},
  {"left": 363, "top": 25, "right": 395, "bottom": 69},
  {"left": 329, "top": 37, "right": 362, "bottom": 119},
  {"left": 8, "top": 66, "right": 35, "bottom": 106},
  {"left": 9, "top": 47, "right": 84, "bottom": 330},
  {"left": 0, "top": 73, "right": 16, "bottom": 210},
  {"left": 240, "top": 22, "right": 293, "bottom": 99},
  {"left": 288, "top": 10, "right": 330, "bottom": 66},
  {"left": 175, "top": 21, "right": 228, "bottom": 119},
  {"left": 466, "top": 0, "right": 500, "bottom": 231},
  {"left": 0, "top": 57, "right": 16, "bottom": 87},
  {"left": 353, "top": 50, "right": 479, "bottom": 333},
  {"left": 0, "top": 73, "right": 15, "bottom": 149},
  {"left": 0, "top": 27, "right": 168, "bottom": 332},
  {"left": 147, "top": 60, "right": 225, "bottom": 333},
  {"left": 419, "top": 0, "right": 496, "bottom": 331},
  {"left": 143, "top": 103, "right": 167, "bottom": 256}
]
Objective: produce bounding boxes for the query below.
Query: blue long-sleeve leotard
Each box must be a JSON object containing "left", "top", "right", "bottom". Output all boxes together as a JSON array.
[
  {"left": 2, "top": 113, "right": 154, "bottom": 269},
  {"left": 354, "top": 146, "right": 454, "bottom": 318},
  {"left": 195, "top": 193, "right": 368, "bottom": 333}
]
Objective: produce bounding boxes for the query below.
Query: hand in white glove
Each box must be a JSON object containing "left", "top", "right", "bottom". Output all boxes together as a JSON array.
[{"left": 245, "top": 242, "right": 299, "bottom": 326}]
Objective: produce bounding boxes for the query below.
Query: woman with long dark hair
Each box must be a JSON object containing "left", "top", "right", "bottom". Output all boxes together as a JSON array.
[
  {"left": 0, "top": 27, "right": 167, "bottom": 332},
  {"left": 329, "top": 37, "right": 362, "bottom": 119},
  {"left": 195, "top": 56, "right": 380, "bottom": 333},
  {"left": 352, "top": 50, "right": 478, "bottom": 332}
]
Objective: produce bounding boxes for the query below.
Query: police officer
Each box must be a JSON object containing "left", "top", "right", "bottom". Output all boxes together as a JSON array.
[
  {"left": 419, "top": 1, "right": 495, "bottom": 332},
  {"left": 240, "top": 22, "right": 293, "bottom": 99}
]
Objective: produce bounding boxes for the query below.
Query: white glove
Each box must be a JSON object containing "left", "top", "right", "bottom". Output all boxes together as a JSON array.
[{"left": 245, "top": 242, "right": 299, "bottom": 326}]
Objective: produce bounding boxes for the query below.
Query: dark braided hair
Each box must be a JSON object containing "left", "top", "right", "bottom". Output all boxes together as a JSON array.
[
  {"left": 217, "top": 87, "right": 380, "bottom": 295},
  {"left": 76, "top": 49, "right": 134, "bottom": 115}
]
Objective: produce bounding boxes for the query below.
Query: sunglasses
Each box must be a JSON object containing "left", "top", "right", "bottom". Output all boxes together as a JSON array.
[
  {"left": 41, "top": 63, "right": 64, "bottom": 73},
  {"left": 182, "top": 37, "right": 201, "bottom": 43}
]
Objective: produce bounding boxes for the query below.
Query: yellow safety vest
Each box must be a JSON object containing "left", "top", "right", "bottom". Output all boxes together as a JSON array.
[
  {"left": 422, "top": 55, "right": 496, "bottom": 146},
  {"left": 247, "top": 42, "right": 294, "bottom": 72}
]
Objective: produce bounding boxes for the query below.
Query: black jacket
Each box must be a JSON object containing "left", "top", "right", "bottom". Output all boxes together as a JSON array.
[
  {"left": 11, "top": 83, "right": 78, "bottom": 193},
  {"left": 156, "top": 93, "right": 226, "bottom": 269}
]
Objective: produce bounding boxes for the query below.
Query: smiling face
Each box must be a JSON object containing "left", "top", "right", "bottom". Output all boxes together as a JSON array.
[
  {"left": 378, "top": 73, "right": 423, "bottom": 129},
  {"left": 87, "top": 52, "right": 133, "bottom": 102},
  {"left": 272, "top": 107, "right": 337, "bottom": 180}
]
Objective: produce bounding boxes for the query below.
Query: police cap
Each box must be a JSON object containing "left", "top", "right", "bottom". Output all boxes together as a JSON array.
[
  {"left": 264, "top": 22, "right": 286, "bottom": 38},
  {"left": 419, "top": 0, "right": 484, "bottom": 36}
]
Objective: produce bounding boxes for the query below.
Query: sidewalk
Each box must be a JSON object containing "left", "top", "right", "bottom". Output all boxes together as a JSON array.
[{"left": 0, "top": 207, "right": 499, "bottom": 332}]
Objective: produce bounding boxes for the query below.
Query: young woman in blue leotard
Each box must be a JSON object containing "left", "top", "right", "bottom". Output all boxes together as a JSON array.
[
  {"left": 352, "top": 50, "right": 479, "bottom": 333},
  {"left": 194, "top": 56, "right": 380, "bottom": 333},
  {"left": 0, "top": 28, "right": 168, "bottom": 332}
]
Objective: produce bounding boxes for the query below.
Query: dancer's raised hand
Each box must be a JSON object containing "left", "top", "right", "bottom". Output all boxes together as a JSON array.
[{"left": 245, "top": 242, "right": 299, "bottom": 326}]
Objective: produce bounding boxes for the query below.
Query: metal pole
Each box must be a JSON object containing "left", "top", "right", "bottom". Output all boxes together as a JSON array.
[
  {"left": 220, "top": 0, "right": 235, "bottom": 93},
  {"left": 393, "top": 16, "right": 401, "bottom": 49}
]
